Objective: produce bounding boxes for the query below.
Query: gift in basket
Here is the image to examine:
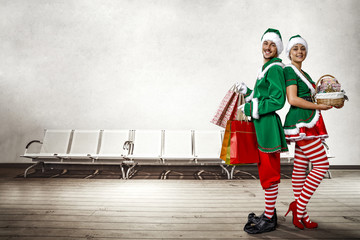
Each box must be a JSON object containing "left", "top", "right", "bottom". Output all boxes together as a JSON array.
[
  {"left": 220, "top": 94, "right": 260, "bottom": 165},
  {"left": 315, "top": 74, "right": 348, "bottom": 108}
]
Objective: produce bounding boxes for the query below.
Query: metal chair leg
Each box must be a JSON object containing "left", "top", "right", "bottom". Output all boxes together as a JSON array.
[
  {"left": 50, "top": 169, "right": 68, "bottom": 178},
  {"left": 120, "top": 164, "right": 126, "bottom": 179},
  {"left": 220, "top": 165, "right": 231, "bottom": 179},
  {"left": 326, "top": 170, "right": 332, "bottom": 179},
  {"left": 161, "top": 170, "right": 172, "bottom": 180},
  {"left": 84, "top": 169, "right": 99, "bottom": 179},
  {"left": 126, "top": 162, "right": 138, "bottom": 179},
  {"left": 24, "top": 162, "right": 43, "bottom": 178},
  {"left": 230, "top": 165, "right": 236, "bottom": 179}
]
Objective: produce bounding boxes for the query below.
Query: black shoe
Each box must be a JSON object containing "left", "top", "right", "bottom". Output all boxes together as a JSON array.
[
  {"left": 244, "top": 209, "right": 277, "bottom": 234},
  {"left": 246, "top": 212, "right": 262, "bottom": 225},
  {"left": 273, "top": 208, "right": 278, "bottom": 227},
  {"left": 245, "top": 209, "right": 277, "bottom": 226},
  {"left": 244, "top": 212, "right": 261, "bottom": 233}
]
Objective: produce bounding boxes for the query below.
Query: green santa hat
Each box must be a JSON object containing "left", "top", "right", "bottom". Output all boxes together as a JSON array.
[
  {"left": 286, "top": 35, "right": 308, "bottom": 59},
  {"left": 261, "top": 28, "right": 283, "bottom": 56}
]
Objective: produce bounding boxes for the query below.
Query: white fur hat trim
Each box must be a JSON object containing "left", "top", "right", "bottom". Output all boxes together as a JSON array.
[
  {"left": 261, "top": 32, "right": 283, "bottom": 56},
  {"left": 286, "top": 37, "right": 308, "bottom": 59}
]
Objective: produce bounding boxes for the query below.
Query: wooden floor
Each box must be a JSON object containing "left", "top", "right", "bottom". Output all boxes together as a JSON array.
[{"left": 0, "top": 168, "right": 359, "bottom": 239}]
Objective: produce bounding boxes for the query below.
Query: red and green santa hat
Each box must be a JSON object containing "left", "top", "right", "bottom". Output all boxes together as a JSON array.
[
  {"left": 286, "top": 35, "right": 308, "bottom": 59},
  {"left": 261, "top": 28, "right": 283, "bottom": 56}
]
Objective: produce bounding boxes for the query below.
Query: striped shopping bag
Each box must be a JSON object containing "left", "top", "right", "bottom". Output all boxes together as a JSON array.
[{"left": 210, "top": 84, "right": 239, "bottom": 128}]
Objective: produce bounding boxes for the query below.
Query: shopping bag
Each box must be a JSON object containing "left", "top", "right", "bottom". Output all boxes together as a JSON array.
[
  {"left": 211, "top": 85, "right": 239, "bottom": 128},
  {"left": 229, "top": 120, "right": 260, "bottom": 164},
  {"left": 220, "top": 120, "right": 231, "bottom": 164},
  {"left": 220, "top": 94, "right": 244, "bottom": 165},
  {"left": 220, "top": 94, "right": 260, "bottom": 165}
]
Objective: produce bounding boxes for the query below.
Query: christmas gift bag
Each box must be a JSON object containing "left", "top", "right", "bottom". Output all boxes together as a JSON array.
[
  {"left": 220, "top": 93, "right": 245, "bottom": 165},
  {"left": 220, "top": 94, "right": 260, "bottom": 165},
  {"left": 211, "top": 84, "right": 239, "bottom": 128},
  {"left": 220, "top": 120, "right": 232, "bottom": 164},
  {"left": 229, "top": 119, "right": 260, "bottom": 165}
]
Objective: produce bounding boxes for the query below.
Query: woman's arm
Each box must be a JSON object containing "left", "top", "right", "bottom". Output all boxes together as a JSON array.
[{"left": 287, "top": 85, "right": 332, "bottom": 110}]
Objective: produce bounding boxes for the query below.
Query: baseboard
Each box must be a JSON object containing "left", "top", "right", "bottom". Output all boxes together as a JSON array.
[{"left": 1, "top": 163, "right": 360, "bottom": 169}]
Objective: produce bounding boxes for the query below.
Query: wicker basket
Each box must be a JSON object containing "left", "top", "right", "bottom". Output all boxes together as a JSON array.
[{"left": 315, "top": 74, "right": 345, "bottom": 107}]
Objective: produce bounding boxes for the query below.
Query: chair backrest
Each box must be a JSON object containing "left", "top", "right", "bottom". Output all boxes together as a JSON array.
[
  {"left": 40, "top": 129, "right": 72, "bottom": 154},
  {"left": 281, "top": 142, "right": 295, "bottom": 160},
  {"left": 99, "top": 130, "right": 130, "bottom": 155},
  {"left": 163, "top": 130, "right": 193, "bottom": 157},
  {"left": 69, "top": 130, "right": 100, "bottom": 154},
  {"left": 193, "top": 130, "right": 222, "bottom": 158},
  {"left": 131, "top": 130, "right": 162, "bottom": 157},
  {"left": 288, "top": 142, "right": 295, "bottom": 158}
]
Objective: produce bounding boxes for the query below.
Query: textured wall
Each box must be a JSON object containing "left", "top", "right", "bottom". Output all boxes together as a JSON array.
[{"left": 0, "top": 0, "right": 359, "bottom": 164}]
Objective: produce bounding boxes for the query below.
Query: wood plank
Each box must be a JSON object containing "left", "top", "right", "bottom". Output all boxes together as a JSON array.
[
  {"left": 0, "top": 209, "right": 359, "bottom": 218},
  {"left": 0, "top": 204, "right": 357, "bottom": 214},
  {"left": 0, "top": 170, "right": 359, "bottom": 239},
  {"left": 0, "top": 227, "right": 359, "bottom": 239},
  {"left": 0, "top": 214, "right": 359, "bottom": 224},
  {"left": 1, "top": 220, "right": 360, "bottom": 232},
  {"left": 0, "top": 199, "right": 356, "bottom": 207}
]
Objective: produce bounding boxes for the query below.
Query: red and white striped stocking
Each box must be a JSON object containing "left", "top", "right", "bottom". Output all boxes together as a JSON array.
[
  {"left": 292, "top": 145, "right": 307, "bottom": 200},
  {"left": 264, "top": 183, "right": 278, "bottom": 219},
  {"left": 295, "top": 138, "right": 329, "bottom": 220}
]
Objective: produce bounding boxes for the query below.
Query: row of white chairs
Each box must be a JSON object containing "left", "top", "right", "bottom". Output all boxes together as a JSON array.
[
  {"left": 22, "top": 129, "right": 332, "bottom": 179},
  {"left": 22, "top": 129, "right": 226, "bottom": 163},
  {"left": 21, "top": 129, "right": 232, "bottom": 178}
]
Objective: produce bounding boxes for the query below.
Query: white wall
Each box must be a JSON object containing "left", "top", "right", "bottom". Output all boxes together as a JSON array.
[{"left": 1, "top": 0, "right": 359, "bottom": 165}]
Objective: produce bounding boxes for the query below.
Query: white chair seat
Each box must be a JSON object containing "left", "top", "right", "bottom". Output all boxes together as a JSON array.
[
  {"left": 58, "top": 153, "right": 93, "bottom": 159},
  {"left": 97, "top": 130, "right": 130, "bottom": 160},
  {"left": 94, "top": 154, "right": 124, "bottom": 160},
  {"left": 195, "top": 154, "right": 221, "bottom": 159},
  {"left": 127, "top": 154, "right": 161, "bottom": 159},
  {"left": 127, "top": 130, "right": 162, "bottom": 162},
  {"left": 193, "top": 130, "right": 223, "bottom": 162},
  {"left": 21, "top": 129, "right": 72, "bottom": 161},
  {"left": 162, "top": 130, "right": 194, "bottom": 162},
  {"left": 21, "top": 153, "right": 60, "bottom": 159},
  {"left": 161, "top": 154, "right": 194, "bottom": 160}
]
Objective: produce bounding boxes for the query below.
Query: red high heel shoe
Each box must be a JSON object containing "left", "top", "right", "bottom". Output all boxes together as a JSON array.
[
  {"left": 285, "top": 201, "right": 304, "bottom": 230},
  {"left": 301, "top": 211, "right": 318, "bottom": 229}
]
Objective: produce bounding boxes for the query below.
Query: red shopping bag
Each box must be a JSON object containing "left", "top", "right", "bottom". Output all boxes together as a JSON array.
[
  {"left": 211, "top": 85, "right": 239, "bottom": 128},
  {"left": 229, "top": 120, "right": 260, "bottom": 164}
]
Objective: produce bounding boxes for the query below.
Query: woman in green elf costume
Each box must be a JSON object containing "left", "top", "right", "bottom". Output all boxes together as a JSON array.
[{"left": 283, "top": 35, "right": 332, "bottom": 230}]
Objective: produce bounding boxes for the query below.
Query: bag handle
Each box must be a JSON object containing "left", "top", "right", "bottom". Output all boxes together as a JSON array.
[
  {"left": 228, "top": 83, "right": 238, "bottom": 93},
  {"left": 235, "top": 93, "right": 248, "bottom": 122},
  {"left": 315, "top": 74, "right": 336, "bottom": 93}
]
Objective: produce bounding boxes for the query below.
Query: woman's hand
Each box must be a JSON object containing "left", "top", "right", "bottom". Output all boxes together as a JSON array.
[
  {"left": 287, "top": 85, "right": 334, "bottom": 111},
  {"left": 334, "top": 102, "right": 344, "bottom": 109},
  {"left": 316, "top": 104, "right": 333, "bottom": 110}
]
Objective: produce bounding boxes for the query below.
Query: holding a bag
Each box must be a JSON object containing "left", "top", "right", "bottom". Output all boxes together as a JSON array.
[
  {"left": 220, "top": 93, "right": 260, "bottom": 165},
  {"left": 238, "top": 28, "right": 288, "bottom": 234},
  {"left": 210, "top": 84, "right": 240, "bottom": 128},
  {"left": 211, "top": 29, "right": 288, "bottom": 234}
]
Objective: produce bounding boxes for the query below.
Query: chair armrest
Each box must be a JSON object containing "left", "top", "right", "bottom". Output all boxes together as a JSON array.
[
  {"left": 123, "top": 141, "right": 134, "bottom": 155},
  {"left": 25, "top": 140, "right": 42, "bottom": 149}
]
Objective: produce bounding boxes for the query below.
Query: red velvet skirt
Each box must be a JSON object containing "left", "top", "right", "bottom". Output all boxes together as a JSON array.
[{"left": 285, "top": 112, "right": 328, "bottom": 142}]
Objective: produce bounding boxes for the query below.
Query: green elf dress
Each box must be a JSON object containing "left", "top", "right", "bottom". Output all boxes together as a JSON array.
[
  {"left": 243, "top": 57, "right": 288, "bottom": 153},
  {"left": 283, "top": 64, "right": 328, "bottom": 141}
]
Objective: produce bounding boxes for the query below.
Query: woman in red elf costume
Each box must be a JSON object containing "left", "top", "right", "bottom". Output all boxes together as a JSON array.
[{"left": 283, "top": 35, "right": 332, "bottom": 229}]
